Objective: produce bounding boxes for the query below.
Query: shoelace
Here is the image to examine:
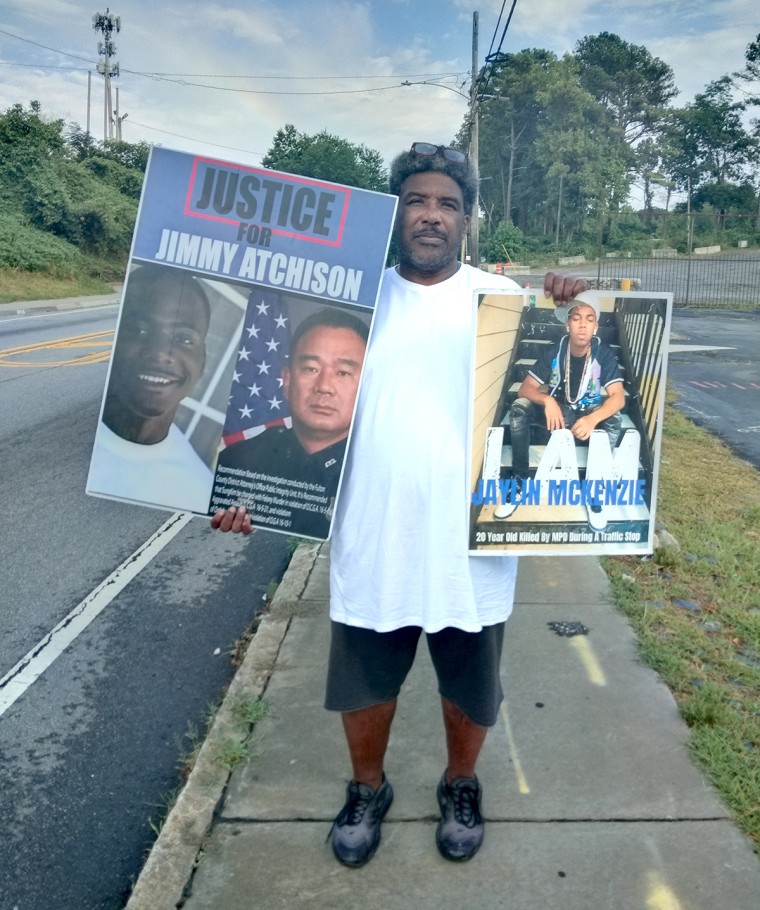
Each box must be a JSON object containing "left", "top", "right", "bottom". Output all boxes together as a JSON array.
[
  {"left": 341, "top": 783, "right": 374, "bottom": 825},
  {"left": 450, "top": 782, "right": 480, "bottom": 828},
  {"left": 326, "top": 782, "right": 374, "bottom": 842}
]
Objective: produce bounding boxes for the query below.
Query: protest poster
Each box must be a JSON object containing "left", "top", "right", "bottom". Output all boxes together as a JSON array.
[
  {"left": 87, "top": 146, "right": 397, "bottom": 539},
  {"left": 467, "top": 288, "right": 672, "bottom": 555}
]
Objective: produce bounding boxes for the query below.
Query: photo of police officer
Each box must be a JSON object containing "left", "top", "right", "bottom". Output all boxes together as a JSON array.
[{"left": 212, "top": 307, "right": 369, "bottom": 538}]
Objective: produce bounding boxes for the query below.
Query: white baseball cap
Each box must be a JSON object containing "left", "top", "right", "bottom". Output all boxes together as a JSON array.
[{"left": 554, "top": 290, "right": 601, "bottom": 324}]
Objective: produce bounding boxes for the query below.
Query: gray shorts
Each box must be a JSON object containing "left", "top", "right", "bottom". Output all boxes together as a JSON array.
[{"left": 324, "top": 621, "right": 505, "bottom": 727}]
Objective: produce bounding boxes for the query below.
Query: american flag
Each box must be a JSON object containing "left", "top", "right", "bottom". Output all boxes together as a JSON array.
[{"left": 221, "top": 288, "right": 291, "bottom": 448}]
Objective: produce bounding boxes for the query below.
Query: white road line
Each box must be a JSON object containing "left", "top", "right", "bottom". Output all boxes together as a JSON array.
[
  {"left": 668, "top": 344, "right": 735, "bottom": 353},
  {"left": 0, "top": 512, "right": 193, "bottom": 717}
]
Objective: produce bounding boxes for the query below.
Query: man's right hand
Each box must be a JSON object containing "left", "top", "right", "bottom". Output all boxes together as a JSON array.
[
  {"left": 210, "top": 506, "right": 254, "bottom": 534},
  {"left": 543, "top": 396, "right": 566, "bottom": 432}
]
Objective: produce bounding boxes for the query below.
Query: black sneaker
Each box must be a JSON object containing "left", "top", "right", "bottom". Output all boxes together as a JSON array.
[
  {"left": 330, "top": 774, "right": 393, "bottom": 867},
  {"left": 435, "top": 773, "right": 484, "bottom": 861}
]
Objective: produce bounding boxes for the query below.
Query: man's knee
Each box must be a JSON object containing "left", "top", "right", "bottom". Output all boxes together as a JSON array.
[
  {"left": 598, "top": 412, "right": 622, "bottom": 445},
  {"left": 508, "top": 397, "right": 531, "bottom": 431}
]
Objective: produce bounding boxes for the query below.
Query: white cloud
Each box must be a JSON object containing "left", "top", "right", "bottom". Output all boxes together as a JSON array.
[{"left": 0, "top": 0, "right": 756, "bottom": 172}]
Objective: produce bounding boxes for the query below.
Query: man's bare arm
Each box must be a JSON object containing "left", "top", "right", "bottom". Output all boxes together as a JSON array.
[{"left": 517, "top": 374, "right": 566, "bottom": 431}]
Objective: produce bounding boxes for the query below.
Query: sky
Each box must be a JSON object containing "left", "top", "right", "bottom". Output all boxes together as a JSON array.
[{"left": 0, "top": 0, "right": 757, "bottom": 175}]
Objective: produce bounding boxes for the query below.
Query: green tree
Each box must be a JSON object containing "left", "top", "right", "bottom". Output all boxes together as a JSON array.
[
  {"left": 734, "top": 32, "right": 760, "bottom": 106},
  {"left": 480, "top": 218, "right": 526, "bottom": 263},
  {"left": 474, "top": 49, "right": 558, "bottom": 227},
  {"left": 533, "top": 55, "right": 631, "bottom": 242},
  {"left": 665, "top": 77, "right": 759, "bottom": 192},
  {"left": 574, "top": 32, "right": 678, "bottom": 143},
  {"left": 689, "top": 181, "right": 757, "bottom": 216},
  {"left": 0, "top": 101, "right": 145, "bottom": 269},
  {"left": 262, "top": 125, "right": 387, "bottom": 191}
]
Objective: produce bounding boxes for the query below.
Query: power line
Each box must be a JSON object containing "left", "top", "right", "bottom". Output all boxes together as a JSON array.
[
  {"left": 479, "top": 0, "right": 519, "bottom": 97},
  {"left": 0, "top": 27, "right": 92, "bottom": 64},
  {"left": 486, "top": 0, "right": 509, "bottom": 60},
  {"left": 490, "top": 0, "right": 519, "bottom": 62},
  {"left": 125, "top": 117, "right": 267, "bottom": 158},
  {"left": 119, "top": 69, "right": 466, "bottom": 82},
  {"left": 0, "top": 28, "right": 466, "bottom": 88},
  {"left": 118, "top": 74, "right": 423, "bottom": 97}
]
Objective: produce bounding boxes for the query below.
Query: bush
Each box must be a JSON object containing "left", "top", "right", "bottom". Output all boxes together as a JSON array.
[
  {"left": 0, "top": 213, "right": 86, "bottom": 276},
  {"left": 481, "top": 219, "right": 527, "bottom": 263}
]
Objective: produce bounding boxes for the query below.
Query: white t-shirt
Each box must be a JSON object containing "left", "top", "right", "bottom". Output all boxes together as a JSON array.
[
  {"left": 330, "top": 264, "right": 520, "bottom": 633},
  {"left": 88, "top": 422, "right": 213, "bottom": 514}
]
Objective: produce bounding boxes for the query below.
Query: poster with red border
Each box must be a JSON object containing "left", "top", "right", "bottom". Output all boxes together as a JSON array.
[
  {"left": 87, "top": 147, "right": 396, "bottom": 539},
  {"left": 468, "top": 288, "right": 672, "bottom": 555}
]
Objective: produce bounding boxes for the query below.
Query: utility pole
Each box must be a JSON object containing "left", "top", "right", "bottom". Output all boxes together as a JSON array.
[
  {"left": 114, "top": 87, "right": 128, "bottom": 140},
  {"left": 93, "top": 8, "right": 121, "bottom": 143},
  {"left": 470, "top": 11, "right": 480, "bottom": 269}
]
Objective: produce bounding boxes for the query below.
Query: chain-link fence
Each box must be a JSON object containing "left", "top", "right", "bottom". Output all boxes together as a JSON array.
[
  {"left": 594, "top": 212, "right": 760, "bottom": 309},
  {"left": 496, "top": 212, "right": 760, "bottom": 309}
]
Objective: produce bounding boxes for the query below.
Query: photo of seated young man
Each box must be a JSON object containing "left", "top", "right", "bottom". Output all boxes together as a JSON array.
[{"left": 497, "top": 294, "right": 625, "bottom": 520}]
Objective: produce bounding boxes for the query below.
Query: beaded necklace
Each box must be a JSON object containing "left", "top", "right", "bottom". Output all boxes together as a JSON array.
[{"left": 564, "top": 345, "right": 592, "bottom": 406}]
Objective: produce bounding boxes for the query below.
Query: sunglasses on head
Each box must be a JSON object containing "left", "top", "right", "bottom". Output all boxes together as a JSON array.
[{"left": 410, "top": 142, "right": 468, "bottom": 164}]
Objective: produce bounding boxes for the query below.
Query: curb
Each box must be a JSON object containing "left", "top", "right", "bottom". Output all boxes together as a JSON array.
[
  {"left": 124, "top": 541, "right": 323, "bottom": 910},
  {"left": 0, "top": 291, "right": 122, "bottom": 319}
]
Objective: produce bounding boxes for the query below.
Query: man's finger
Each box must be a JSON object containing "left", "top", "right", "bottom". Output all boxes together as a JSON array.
[
  {"left": 210, "top": 506, "right": 253, "bottom": 534},
  {"left": 543, "top": 272, "right": 591, "bottom": 304}
]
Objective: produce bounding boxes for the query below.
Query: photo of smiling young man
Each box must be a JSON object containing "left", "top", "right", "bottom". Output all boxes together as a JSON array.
[
  {"left": 87, "top": 263, "right": 215, "bottom": 514},
  {"left": 211, "top": 307, "right": 369, "bottom": 539}
]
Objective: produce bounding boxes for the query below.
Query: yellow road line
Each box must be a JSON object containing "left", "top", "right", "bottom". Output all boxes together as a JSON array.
[
  {"left": 0, "top": 331, "right": 113, "bottom": 368},
  {"left": 646, "top": 871, "right": 684, "bottom": 910},
  {"left": 500, "top": 700, "right": 530, "bottom": 795},
  {"left": 569, "top": 636, "right": 607, "bottom": 686}
]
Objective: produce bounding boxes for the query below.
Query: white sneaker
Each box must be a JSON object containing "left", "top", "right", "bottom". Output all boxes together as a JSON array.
[
  {"left": 586, "top": 501, "right": 608, "bottom": 531},
  {"left": 494, "top": 478, "right": 523, "bottom": 520}
]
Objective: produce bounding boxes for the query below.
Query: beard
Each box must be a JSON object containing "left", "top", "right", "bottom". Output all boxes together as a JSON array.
[{"left": 398, "top": 236, "right": 459, "bottom": 276}]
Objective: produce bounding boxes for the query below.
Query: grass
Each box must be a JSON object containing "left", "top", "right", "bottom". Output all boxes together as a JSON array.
[
  {"left": 9, "top": 255, "right": 754, "bottom": 850},
  {"left": 603, "top": 399, "right": 760, "bottom": 851},
  {"left": 0, "top": 267, "right": 116, "bottom": 303},
  {"left": 148, "top": 696, "right": 271, "bottom": 837}
]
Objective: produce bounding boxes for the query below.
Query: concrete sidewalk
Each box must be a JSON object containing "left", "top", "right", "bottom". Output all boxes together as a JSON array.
[{"left": 126, "top": 545, "right": 760, "bottom": 910}]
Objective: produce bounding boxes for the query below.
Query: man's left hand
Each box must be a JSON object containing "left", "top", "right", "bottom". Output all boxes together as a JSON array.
[
  {"left": 543, "top": 272, "right": 590, "bottom": 304},
  {"left": 570, "top": 415, "right": 597, "bottom": 441},
  {"left": 210, "top": 506, "right": 254, "bottom": 534}
]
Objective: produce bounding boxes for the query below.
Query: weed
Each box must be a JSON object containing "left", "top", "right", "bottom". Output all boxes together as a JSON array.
[
  {"left": 213, "top": 740, "right": 249, "bottom": 771},
  {"left": 231, "top": 696, "right": 270, "bottom": 727},
  {"left": 604, "top": 402, "right": 760, "bottom": 851}
]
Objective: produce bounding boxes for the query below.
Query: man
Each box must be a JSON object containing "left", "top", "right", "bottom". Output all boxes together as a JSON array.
[
  {"left": 213, "top": 308, "right": 368, "bottom": 538},
  {"left": 88, "top": 263, "right": 214, "bottom": 514},
  {"left": 496, "top": 295, "right": 625, "bottom": 523},
  {"left": 212, "top": 142, "right": 586, "bottom": 866}
]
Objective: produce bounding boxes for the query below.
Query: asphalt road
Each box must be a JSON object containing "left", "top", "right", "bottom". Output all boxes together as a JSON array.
[
  {"left": 668, "top": 308, "right": 760, "bottom": 469},
  {"left": 0, "top": 292, "right": 756, "bottom": 909},
  {"left": 0, "top": 305, "right": 290, "bottom": 909}
]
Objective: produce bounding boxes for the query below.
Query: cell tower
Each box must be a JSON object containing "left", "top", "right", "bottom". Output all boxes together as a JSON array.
[{"left": 93, "top": 9, "right": 121, "bottom": 142}]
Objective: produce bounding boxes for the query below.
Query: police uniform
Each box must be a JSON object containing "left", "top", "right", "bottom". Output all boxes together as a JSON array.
[{"left": 216, "top": 427, "right": 345, "bottom": 538}]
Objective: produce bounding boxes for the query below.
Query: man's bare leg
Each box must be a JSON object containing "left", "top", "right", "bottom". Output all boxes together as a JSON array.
[
  {"left": 437, "top": 696, "right": 488, "bottom": 860},
  {"left": 332, "top": 700, "right": 397, "bottom": 867},
  {"left": 441, "top": 696, "right": 488, "bottom": 780},
  {"left": 341, "top": 699, "right": 397, "bottom": 790}
]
